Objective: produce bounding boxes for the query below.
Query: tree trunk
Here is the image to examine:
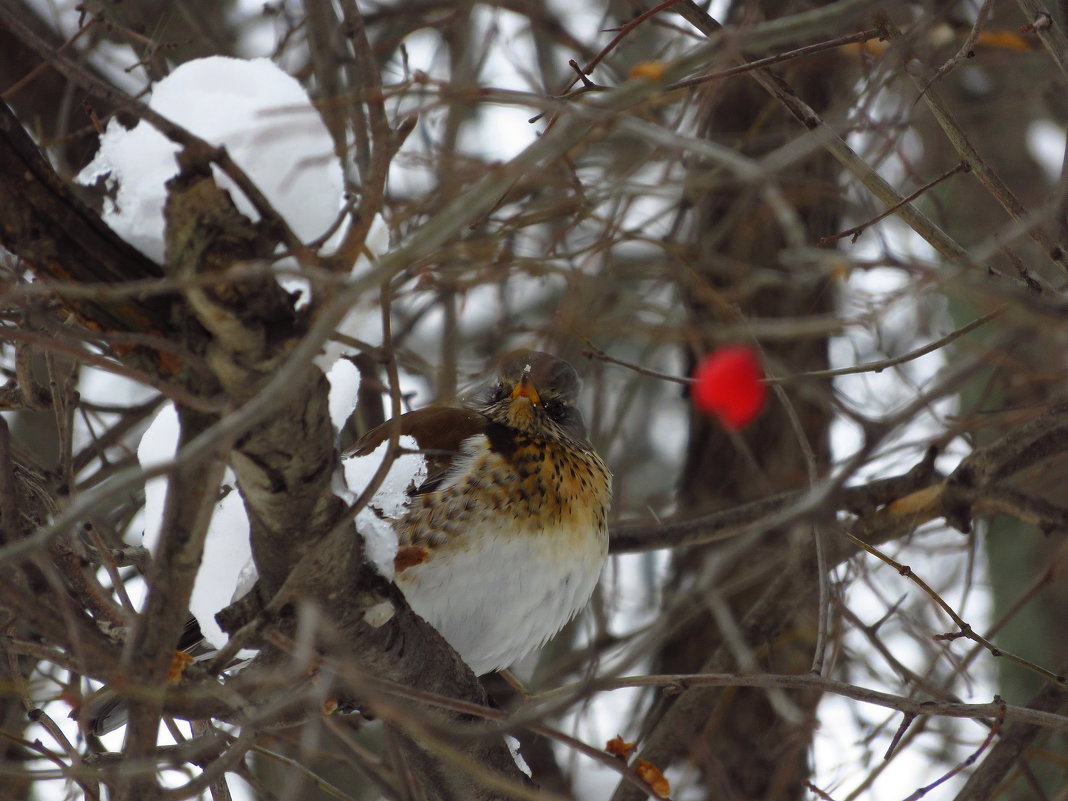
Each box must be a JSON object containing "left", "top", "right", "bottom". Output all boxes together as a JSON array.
[{"left": 633, "top": 3, "right": 845, "bottom": 798}]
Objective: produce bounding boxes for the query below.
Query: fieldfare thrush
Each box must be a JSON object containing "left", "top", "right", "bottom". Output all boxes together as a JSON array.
[
  {"left": 84, "top": 352, "right": 607, "bottom": 735},
  {"left": 348, "top": 350, "right": 612, "bottom": 675}
]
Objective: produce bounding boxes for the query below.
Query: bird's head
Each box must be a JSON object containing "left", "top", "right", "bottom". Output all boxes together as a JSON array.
[{"left": 475, "top": 351, "right": 590, "bottom": 446}]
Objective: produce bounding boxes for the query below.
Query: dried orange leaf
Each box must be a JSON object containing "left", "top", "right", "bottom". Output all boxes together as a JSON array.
[
  {"left": 606, "top": 735, "right": 636, "bottom": 759},
  {"left": 636, "top": 758, "right": 671, "bottom": 798},
  {"left": 829, "top": 257, "right": 851, "bottom": 282},
  {"left": 976, "top": 31, "right": 1032, "bottom": 51},
  {"left": 839, "top": 41, "right": 888, "bottom": 57},
  {"left": 884, "top": 484, "right": 942, "bottom": 520},
  {"left": 629, "top": 61, "right": 665, "bottom": 81},
  {"left": 167, "top": 651, "right": 195, "bottom": 684},
  {"left": 156, "top": 351, "right": 183, "bottom": 375}
]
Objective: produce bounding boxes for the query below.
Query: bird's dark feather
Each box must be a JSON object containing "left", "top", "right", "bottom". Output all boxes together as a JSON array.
[{"left": 350, "top": 407, "right": 490, "bottom": 496}]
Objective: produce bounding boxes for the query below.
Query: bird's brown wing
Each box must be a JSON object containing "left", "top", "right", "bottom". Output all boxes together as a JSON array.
[{"left": 349, "top": 407, "right": 489, "bottom": 495}]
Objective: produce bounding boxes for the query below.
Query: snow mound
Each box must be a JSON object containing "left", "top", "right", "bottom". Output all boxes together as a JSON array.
[
  {"left": 76, "top": 55, "right": 392, "bottom": 369},
  {"left": 77, "top": 56, "right": 344, "bottom": 263},
  {"left": 342, "top": 435, "right": 428, "bottom": 580},
  {"left": 138, "top": 405, "right": 252, "bottom": 649},
  {"left": 138, "top": 402, "right": 424, "bottom": 646}
]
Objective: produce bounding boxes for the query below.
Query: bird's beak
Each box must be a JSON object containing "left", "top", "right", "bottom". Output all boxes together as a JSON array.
[{"left": 510, "top": 373, "right": 541, "bottom": 405}]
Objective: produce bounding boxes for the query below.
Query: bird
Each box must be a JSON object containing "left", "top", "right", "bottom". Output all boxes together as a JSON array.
[
  {"left": 347, "top": 350, "right": 612, "bottom": 675},
  {"left": 84, "top": 351, "right": 608, "bottom": 734}
]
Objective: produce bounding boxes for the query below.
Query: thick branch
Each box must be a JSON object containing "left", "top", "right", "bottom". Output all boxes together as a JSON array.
[
  {"left": 161, "top": 157, "right": 530, "bottom": 799},
  {"left": 115, "top": 409, "right": 225, "bottom": 801},
  {"left": 0, "top": 101, "right": 173, "bottom": 351}
]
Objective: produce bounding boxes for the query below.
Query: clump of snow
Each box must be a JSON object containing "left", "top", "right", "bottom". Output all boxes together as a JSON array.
[
  {"left": 77, "top": 56, "right": 344, "bottom": 263},
  {"left": 138, "top": 403, "right": 422, "bottom": 644},
  {"left": 341, "top": 435, "right": 427, "bottom": 580},
  {"left": 362, "top": 599, "right": 396, "bottom": 628},
  {"left": 75, "top": 55, "right": 393, "bottom": 372},
  {"left": 326, "top": 357, "right": 362, "bottom": 432},
  {"left": 138, "top": 405, "right": 252, "bottom": 648},
  {"left": 505, "top": 735, "right": 532, "bottom": 778}
]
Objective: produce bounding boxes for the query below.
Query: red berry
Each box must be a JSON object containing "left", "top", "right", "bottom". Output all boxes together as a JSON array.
[{"left": 692, "top": 346, "right": 767, "bottom": 430}]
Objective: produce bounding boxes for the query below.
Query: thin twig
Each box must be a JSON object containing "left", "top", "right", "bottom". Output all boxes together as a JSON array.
[
  {"left": 881, "top": 19, "right": 1068, "bottom": 273},
  {"left": 783, "top": 309, "right": 1003, "bottom": 380},
  {"left": 901, "top": 697, "right": 1005, "bottom": 801},
  {"left": 667, "top": 27, "right": 882, "bottom": 93},
  {"left": 526, "top": 674, "right": 1066, "bottom": 732},
  {"left": 1, "top": 17, "right": 98, "bottom": 100},
  {"left": 819, "top": 161, "right": 972, "bottom": 247},
  {"left": 845, "top": 531, "right": 1068, "bottom": 687},
  {"left": 922, "top": 0, "right": 997, "bottom": 92}
]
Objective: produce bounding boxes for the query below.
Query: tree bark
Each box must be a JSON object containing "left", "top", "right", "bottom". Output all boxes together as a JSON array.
[{"left": 622, "top": 3, "right": 845, "bottom": 799}]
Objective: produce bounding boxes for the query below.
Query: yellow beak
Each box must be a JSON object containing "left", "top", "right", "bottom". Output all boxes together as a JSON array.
[{"left": 510, "top": 373, "right": 541, "bottom": 405}]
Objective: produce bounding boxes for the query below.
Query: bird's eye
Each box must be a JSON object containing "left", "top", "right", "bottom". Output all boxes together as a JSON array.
[
  {"left": 543, "top": 398, "right": 566, "bottom": 420},
  {"left": 489, "top": 382, "right": 507, "bottom": 403}
]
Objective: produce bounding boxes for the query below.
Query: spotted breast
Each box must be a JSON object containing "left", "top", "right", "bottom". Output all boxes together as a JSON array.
[{"left": 349, "top": 351, "right": 611, "bottom": 674}]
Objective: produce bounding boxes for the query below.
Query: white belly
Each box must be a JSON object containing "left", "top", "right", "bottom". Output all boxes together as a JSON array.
[{"left": 395, "top": 525, "right": 606, "bottom": 674}]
